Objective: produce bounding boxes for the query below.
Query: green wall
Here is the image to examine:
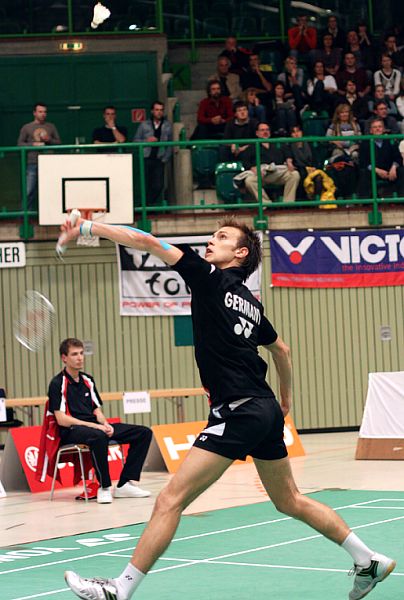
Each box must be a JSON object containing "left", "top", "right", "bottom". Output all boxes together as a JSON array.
[
  {"left": 1, "top": 238, "right": 403, "bottom": 432},
  {"left": 0, "top": 53, "right": 157, "bottom": 146}
]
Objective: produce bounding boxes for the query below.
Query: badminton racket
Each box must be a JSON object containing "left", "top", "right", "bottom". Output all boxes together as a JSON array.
[
  {"left": 13, "top": 291, "right": 56, "bottom": 352},
  {"left": 56, "top": 208, "right": 81, "bottom": 258}
]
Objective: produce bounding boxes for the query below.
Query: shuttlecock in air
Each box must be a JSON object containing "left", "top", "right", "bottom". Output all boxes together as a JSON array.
[{"left": 91, "top": 2, "right": 111, "bottom": 29}]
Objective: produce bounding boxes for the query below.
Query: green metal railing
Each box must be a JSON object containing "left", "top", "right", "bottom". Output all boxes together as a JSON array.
[
  {"left": 0, "top": 0, "right": 377, "bottom": 42},
  {"left": 1, "top": 133, "right": 403, "bottom": 239}
]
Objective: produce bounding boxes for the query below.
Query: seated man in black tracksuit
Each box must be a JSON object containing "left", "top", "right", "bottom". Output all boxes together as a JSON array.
[
  {"left": 358, "top": 118, "right": 404, "bottom": 198},
  {"left": 48, "top": 338, "right": 152, "bottom": 504},
  {"left": 220, "top": 101, "right": 258, "bottom": 162}
]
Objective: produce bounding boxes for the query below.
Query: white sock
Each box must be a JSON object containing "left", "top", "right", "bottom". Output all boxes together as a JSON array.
[
  {"left": 341, "top": 532, "right": 373, "bottom": 567},
  {"left": 113, "top": 562, "right": 145, "bottom": 599}
]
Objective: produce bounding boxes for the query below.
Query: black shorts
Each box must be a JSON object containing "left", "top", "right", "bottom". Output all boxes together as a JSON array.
[{"left": 193, "top": 395, "right": 287, "bottom": 461}]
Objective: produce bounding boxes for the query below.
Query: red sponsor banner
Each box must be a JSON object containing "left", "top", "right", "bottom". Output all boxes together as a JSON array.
[
  {"left": 10, "top": 419, "right": 126, "bottom": 493},
  {"left": 131, "top": 108, "right": 146, "bottom": 122}
]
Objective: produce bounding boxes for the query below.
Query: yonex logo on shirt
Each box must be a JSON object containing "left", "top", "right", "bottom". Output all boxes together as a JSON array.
[{"left": 224, "top": 292, "right": 261, "bottom": 324}]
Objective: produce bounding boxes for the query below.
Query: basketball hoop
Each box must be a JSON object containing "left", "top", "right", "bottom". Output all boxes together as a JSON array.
[{"left": 68, "top": 208, "right": 106, "bottom": 247}]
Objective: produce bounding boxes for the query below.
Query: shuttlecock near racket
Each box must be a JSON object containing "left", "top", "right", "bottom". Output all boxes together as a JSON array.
[
  {"left": 91, "top": 2, "right": 111, "bottom": 29},
  {"left": 56, "top": 209, "right": 81, "bottom": 258}
]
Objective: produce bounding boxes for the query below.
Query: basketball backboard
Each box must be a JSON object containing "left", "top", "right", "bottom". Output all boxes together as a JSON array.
[{"left": 38, "top": 153, "right": 133, "bottom": 225}]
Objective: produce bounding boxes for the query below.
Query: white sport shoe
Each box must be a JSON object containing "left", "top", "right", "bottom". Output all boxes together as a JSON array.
[
  {"left": 97, "top": 487, "right": 113, "bottom": 504},
  {"left": 65, "top": 570, "right": 119, "bottom": 599},
  {"left": 349, "top": 552, "right": 396, "bottom": 599},
  {"left": 113, "top": 481, "right": 151, "bottom": 498}
]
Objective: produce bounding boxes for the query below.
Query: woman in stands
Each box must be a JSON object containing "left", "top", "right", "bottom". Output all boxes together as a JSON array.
[
  {"left": 326, "top": 103, "right": 361, "bottom": 164},
  {"left": 243, "top": 88, "right": 267, "bottom": 123},
  {"left": 306, "top": 60, "right": 338, "bottom": 116},
  {"left": 374, "top": 54, "right": 402, "bottom": 101}
]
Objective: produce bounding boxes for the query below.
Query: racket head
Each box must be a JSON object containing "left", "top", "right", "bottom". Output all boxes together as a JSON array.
[{"left": 13, "top": 290, "right": 56, "bottom": 352}]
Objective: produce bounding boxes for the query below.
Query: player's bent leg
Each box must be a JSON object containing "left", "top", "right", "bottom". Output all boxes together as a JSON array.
[
  {"left": 254, "top": 456, "right": 350, "bottom": 543},
  {"left": 254, "top": 457, "right": 396, "bottom": 598},
  {"left": 130, "top": 446, "right": 233, "bottom": 574},
  {"left": 65, "top": 447, "right": 232, "bottom": 600}
]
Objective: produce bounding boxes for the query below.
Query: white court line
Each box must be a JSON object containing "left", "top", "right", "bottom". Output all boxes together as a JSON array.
[
  {"left": 11, "top": 590, "right": 68, "bottom": 600},
  {"left": 352, "top": 506, "right": 404, "bottom": 510},
  {"left": 158, "top": 556, "right": 404, "bottom": 576},
  {"left": 0, "top": 497, "right": 386, "bottom": 578},
  {"left": 5, "top": 498, "right": 404, "bottom": 600}
]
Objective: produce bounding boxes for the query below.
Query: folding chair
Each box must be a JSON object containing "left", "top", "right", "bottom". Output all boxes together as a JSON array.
[{"left": 50, "top": 439, "right": 125, "bottom": 502}]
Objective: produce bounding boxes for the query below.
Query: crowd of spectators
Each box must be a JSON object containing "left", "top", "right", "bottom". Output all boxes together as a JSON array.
[{"left": 191, "top": 21, "right": 404, "bottom": 202}]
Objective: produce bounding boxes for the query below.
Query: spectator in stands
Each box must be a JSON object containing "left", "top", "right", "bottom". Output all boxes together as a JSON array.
[
  {"left": 326, "top": 104, "right": 361, "bottom": 165},
  {"left": 320, "top": 15, "right": 346, "bottom": 50},
  {"left": 267, "top": 81, "right": 298, "bottom": 136},
  {"left": 240, "top": 53, "right": 273, "bottom": 94},
  {"left": 356, "top": 21, "right": 374, "bottom": 56},
  {"left": 239, "top": 122, "right": 300, "bottom": 202},
  {"left": 221, "top": 101, "right": 258, "bottom": 162},
  {"left": 358, "top": 118, "right": 404, "bottom": 198},
  {"left": 345, "top": 30, "right": 374, "bottom": 71},
  {"left": 373, "top": 55, "right": 401, "bottom": 101},
  {"left": 209, "top": 57, "right": 242, "bottom": 101},
  {"left": 134, "top": 101, "right": 173, "bottom": 206},
  {"left": 218, "top": 36, "right": 251, "bottom": 75},
  {"left": 276, "top": 56, "right": 306, "bottom": 112},
  {"left": 288, "top": 124, "right": 316, "bottom": 198},
  {"left": 325, "top": 103, "right": 360, "bottom": 199},
  {"left": 242, "top": 88, "right": 266, "bottom": 123},
  {"left": 288, "top": 15, "right": 317, "bottom": 58},
  {"left": 364, "top": 100, "right": 400, "bottom": 134},
  {"left": 381, "top": 34, "right": 404, "bottom": 71},
  {"left": 92, "top": 106, "right": 127, "bottom": 144},
  {"left": 191, "top": 80, "right": 233, "bottom": 140},
  {"left": 396, "top": 85, "right": 404, "bottom": 132},
  {"left": 337, "top": 80, "right": 370, "bottom": 124},
  {"left": 368, "top": 84, "right": 399, "bottom": 119},
  {"left": 17, "top": 102, "right": 61, "bottom": 210},
  {"left": 277, "top": 56, "right": 305, "bottom": 89},
  {"left": 336, "top": 53, "right": 371, "bottom": 98},
  {"left": 306, "top": 60, "right": 338, "bottom": 116},
  {"left": 311, "top": 33, "right": 342, "bottom": 77},
  {"left": 48, "top": 338, "right": 152, "bottom": 504}
]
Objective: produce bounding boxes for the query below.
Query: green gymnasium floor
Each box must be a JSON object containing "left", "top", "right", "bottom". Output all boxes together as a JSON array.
[{"left": 1, "top": 490, "right": 403, "bottom": 600}]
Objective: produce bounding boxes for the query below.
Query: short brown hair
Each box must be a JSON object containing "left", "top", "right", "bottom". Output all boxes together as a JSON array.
[
  {"left": 59, "top": 338, "right": 83, "bottom": 357},
  {"left": 218, "top": 216, "right": 262, "bottom": 280}
]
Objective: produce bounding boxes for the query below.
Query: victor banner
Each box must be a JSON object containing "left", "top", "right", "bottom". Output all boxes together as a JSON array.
[
  {"left": 117, "top": 234, "right": 262, "bottom": 316},
  {"left": 270, "top": 229, "right": 404, "bottom": 288}
]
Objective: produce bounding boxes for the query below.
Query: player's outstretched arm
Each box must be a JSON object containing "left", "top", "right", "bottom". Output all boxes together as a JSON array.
[
  {"left": 265, "top": 337, "right": 292, "bottom": 416},
  {"left": 62, "top": 218, "right": 183, "bottom": 265}
]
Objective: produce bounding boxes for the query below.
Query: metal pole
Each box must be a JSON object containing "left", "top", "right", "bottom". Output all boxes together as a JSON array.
[
  {"left": 67, "top": 0, "right": 74, "bottom": 34},
  {"left": 137, "top": 145, "right": 150, "bottom": 232},
  {"left": 367, "top": 0, "right": 374, "bottom": 34},
  {"left": 279, "top": 0, "right": 286, "bottom": 41},
  {"left": 188, "top": 0, "right": 197, "bottom": 63}
]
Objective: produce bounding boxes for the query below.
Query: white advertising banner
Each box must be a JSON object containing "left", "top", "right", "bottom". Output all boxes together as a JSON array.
[
  {"left": 117, "top": 234, "right": 262, "bottom": 316},
  {"left": 359, "top": 371, "right": 404, "bottom": 438}
]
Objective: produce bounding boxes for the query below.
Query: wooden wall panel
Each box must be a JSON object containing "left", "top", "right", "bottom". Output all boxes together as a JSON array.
[{"left": 1, "top": 237, "right": 403, "bottom": 432}]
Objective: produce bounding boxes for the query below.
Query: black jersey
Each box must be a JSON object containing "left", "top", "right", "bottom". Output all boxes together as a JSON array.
[
  {"left": 48, "top": 368, "right": 102, "bottom": 431},
  {"left": 173, "top": 245, "right": 278, "bottom": 407}
]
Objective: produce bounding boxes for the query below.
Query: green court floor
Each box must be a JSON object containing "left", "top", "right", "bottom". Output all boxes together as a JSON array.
[{"left": 1, "top": 490, "right": 403, "bottom": 600}]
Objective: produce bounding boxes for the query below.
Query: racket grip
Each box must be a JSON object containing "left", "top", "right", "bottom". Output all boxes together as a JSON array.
[{"left": 56, "top": 209, "right": 81, "bottom": 255}]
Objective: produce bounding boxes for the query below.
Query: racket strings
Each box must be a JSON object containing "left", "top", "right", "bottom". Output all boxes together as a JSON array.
[{"left": 14, "top": 291, "right": 55, "bottom": 352}]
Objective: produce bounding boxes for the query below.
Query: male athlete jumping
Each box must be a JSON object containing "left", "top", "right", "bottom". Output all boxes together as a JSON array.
[{"left": 61, "top": 216, "right": 395, "bottom": 600}]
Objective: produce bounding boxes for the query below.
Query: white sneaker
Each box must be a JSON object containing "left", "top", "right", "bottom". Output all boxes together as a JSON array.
[
  {"left": 349, "top": 552, "right": 396, "bottom": 599},
  {"left": 113, "top": 481, "right": 151, "bottom": 498},
  {"left": 65, "top": 570, "right": 119, "bottom": 599},
  {"left": 97, "top": 487, "right": 113, "bottom": 504}
]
